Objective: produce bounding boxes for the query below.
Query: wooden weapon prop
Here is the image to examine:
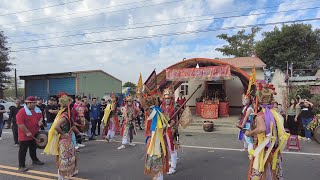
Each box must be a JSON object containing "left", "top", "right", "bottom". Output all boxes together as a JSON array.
[
  {"left": 169, "top": 84, "right": 202, "bottom": 121},
  {"left": 137, "top": 84, "right": 202, "bottom": 160}
]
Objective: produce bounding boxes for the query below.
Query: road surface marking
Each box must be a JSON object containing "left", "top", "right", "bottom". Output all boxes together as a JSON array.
[
  {"left": 0, "top": 169, "right": 54, "bottom": 180},
  {"left": 282, "top": 151, "right": 320, "bottom": 156},
  {"left": 2, "top": 132, "right": 12, "bottom": 134},
  {"left": 0, "top": 165, "right": 88, "bottom": 180},
  {"left": 95, "top": 139, "right": 320, "bottom": 156}
]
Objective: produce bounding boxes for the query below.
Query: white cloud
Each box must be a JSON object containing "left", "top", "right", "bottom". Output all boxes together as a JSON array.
[{"left": 0, "top": 0, "right": 319, "bottom": 84}]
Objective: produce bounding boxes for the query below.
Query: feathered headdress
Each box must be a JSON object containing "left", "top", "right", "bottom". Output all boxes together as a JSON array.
[
  {"left": 57, "top": 92, "right": 72, "bottom": 124},
  {"left": 256, "top": 83, "right": 277, "bottom": 105}
]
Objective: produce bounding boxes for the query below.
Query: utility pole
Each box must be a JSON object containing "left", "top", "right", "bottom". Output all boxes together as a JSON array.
[
  {"left": 286, "top": 61, "right": 290, "bottom": 99},
  {"left": 14, "top": 68, "right": 18, "bottom": 98},
  {"left": 290, "top": 62, "right": 293, "bottom": 77}
]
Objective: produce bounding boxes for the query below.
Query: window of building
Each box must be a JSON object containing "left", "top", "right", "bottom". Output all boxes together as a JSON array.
[{"left": 180, "top": 82, "right": 188, "bottom": 96}]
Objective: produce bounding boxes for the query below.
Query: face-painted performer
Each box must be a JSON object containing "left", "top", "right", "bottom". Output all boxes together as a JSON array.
[
  {"left": 245, "top": 83, "right": 289, "bottom": 180},
  {"left": 44, "top": 93, "right": 83, "bottom": 180},
  {"left": 160, "top": 87, "right": 179, "bottom": 175},
  {"left": 117, "top": 94, "right": 140, "bottom": 150},
  {"left": 136, "top": 86, "right": 171, "bottom": 180}
]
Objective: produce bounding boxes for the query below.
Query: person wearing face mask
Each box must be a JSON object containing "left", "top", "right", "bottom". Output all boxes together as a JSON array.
[
  {"left": 117, "top": 95, "right": 140, "bottom": 150},
  {"left": 161, "top": 87, "right": 179, "bottom": 175}
]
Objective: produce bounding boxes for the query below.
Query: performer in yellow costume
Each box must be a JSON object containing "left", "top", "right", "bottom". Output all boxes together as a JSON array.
[
  {"left": 245, "top": 83, "right": 289, "bottom": 180},
  {"left": 101, "top": 93, "right": 119, "bottom": 142},
  {"left": 44, "top": 93, "right": 84, "bottom": 180}
]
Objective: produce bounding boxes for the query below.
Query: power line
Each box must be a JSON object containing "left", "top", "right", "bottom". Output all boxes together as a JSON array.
[
  {"left": 3, "top": 0, "right": 155, "bottom": 26},
  {"left": 11, "top": 17, "right": 320, "bottom": 52},
  {"left": 0, "top": 0, "right": 83, "bottom": 16},
  {"left": 1, "top": 0, "right": 184, "bottom": 29},
  {"left": 6, "top": 0, "right": 319, "bottom": 39},
  {"left": 8, "top": 5, "right": 320, "bottom": 44}
]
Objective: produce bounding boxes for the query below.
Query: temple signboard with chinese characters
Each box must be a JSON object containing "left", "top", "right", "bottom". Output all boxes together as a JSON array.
[{"left": 166, "top": 65, "right": 231, "bottom": 81}]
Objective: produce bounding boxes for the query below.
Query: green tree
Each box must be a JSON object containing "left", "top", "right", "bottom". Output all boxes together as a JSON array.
[
  {"left": 0, "top": 30, "right": 12, "bottom": 84},
  {"left": 4, "top": 88, "right": 24, "bottom": 98},
  {"left": 123, "top": 82, "right": 136, "bottom": 88},
  {"left": 310, "top": 94, "right": 320, "bottom": 114},
  {"left": 123, "top": 82, "right": 136, "bottom": 95},
  {"left": 256, "top": 24, "right": 320, "bottom": 75},
  {"left": 215, "top": 27, "right": 261, "bottom": 57}
]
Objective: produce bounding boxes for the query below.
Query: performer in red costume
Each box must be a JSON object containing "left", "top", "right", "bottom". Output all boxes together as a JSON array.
[
  {"left": 117, "top": 94, "right": 140, "bottom": 150},
  {"left": 161, "top": 87, "right": 179, "bottom": 175}
]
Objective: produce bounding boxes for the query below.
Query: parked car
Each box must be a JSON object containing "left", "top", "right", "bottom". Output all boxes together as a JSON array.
[
  {"left": 2, "top": 113, "right": 9, "bottom": 129},
  {"left": 0, "top": 99, "right": 16, "bottom": 129},
  {"left": 0, "top": 99, "right": 16, "bottom": 111}
]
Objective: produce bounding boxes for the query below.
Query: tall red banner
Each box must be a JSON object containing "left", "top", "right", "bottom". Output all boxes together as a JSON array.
[{"left": 166, "top": 65, "right": 231, "bottom": 81}]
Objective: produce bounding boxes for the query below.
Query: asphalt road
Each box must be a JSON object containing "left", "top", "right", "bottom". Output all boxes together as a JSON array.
[{"left": 0, "top": 129, "right": 320, "bottom": 180}]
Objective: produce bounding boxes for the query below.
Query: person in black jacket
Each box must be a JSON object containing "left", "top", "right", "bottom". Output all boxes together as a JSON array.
[
  {"left": 36, "top": 97, "right": 47, "bottom": 130},
  {"left": 98, "top": 99, "right": 107, "bottom": 135},
  {"left": 300, "top": 99, "right": 314, "bottom": 141},
  {"left": 8, "top": 99, "right": 23, "bottom": 146}
]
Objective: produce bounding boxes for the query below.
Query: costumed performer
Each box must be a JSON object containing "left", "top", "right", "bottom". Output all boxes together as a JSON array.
[
  {"left": 245, "top": 83, "right": 289, "bottom": 180},
  {"left": 44, "top": 93, "right": 85, "bottom": 180},
  {"left": 137, "top": 87, "right": 171, "bottom": 180},
  {"left": 160, "top": 87, "right": 180, "bottom": 175},
  {"left": 117, "top": 94, "right": 140, "bottom": 150},
  {"left": 101, "top": 93, "right": 119, "bottom": 142}
]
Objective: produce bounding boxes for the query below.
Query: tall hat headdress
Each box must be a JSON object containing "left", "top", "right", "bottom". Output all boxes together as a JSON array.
[
  {"left": 57, "top": 92, "right": 72, "bottom": 122},
  {"left": 243, "top": 66, "right": 257, "bottom": 101},
  {"left": 57, "top": 92, "right": 71, "bottom": 107}
]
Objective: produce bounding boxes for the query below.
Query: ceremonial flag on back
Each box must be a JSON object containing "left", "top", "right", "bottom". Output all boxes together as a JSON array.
[
  {"left": 136, "top": 73, "right": 143, "bottom": 94},
  {"left": 246, "top": 67, "right": 256, "bottom": 95},
  {"left": 144, "top": 70, "right": 157, "bottom": 93},
  {"left": 124, "top": 87, "right": 131, "bottom": 97}
]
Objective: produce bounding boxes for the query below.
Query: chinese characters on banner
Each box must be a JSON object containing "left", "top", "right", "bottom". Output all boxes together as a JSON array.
[
  {"left": 201, "top": 104, "right": 218, "bottom": 119},
  {"left": 166, "top": 65, "right": 231, "bottom": 81}
]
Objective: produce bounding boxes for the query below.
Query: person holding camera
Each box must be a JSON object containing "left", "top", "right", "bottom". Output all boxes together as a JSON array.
[{"left": 300, "top": 99, "right": 314, "bottom": 141}]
